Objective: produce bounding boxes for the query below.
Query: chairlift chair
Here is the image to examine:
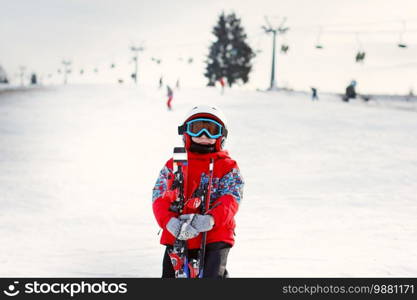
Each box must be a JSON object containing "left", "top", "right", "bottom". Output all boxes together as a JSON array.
[
  {"left": 398, "top": 21, "right": 408, "bottom": 49},
  {"left": 281, "top": 44, "right": 289, "bottom": 53},
  {"left": 355, "top": 51, "right": 366, "bottom": 63}
]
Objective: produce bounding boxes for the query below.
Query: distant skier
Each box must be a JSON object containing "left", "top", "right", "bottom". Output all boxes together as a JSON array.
[
  {"left": 176, "top": 78, "right": 180, "bottom": 90},
  {"left": 159, "top": 76, "right": 163, "bottom": 89},
  {"left": 30, "top": 73, "right": 38, "bottom": 85},
  {"left": 311, "top": 87, "right": 318, "bottom": 101},
  {"left": 219, "top": 77, "right": 225, "bottom": 95},
  {"left": 407, "top": 88, "right": 414, "bottom": 101},
  {"left": 152, "top": 105, "right": 244, "bottom": 278},
  {"left": 343, "top": 80, "right": 357, "bottom": 102},
  {"left": 166, "top": 85, "right": 173, "bottom": 110}
]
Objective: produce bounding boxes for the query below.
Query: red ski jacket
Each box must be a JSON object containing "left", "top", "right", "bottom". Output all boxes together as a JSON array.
[{"left": 152, "top": 150, "right": 244, "bottom": 249}]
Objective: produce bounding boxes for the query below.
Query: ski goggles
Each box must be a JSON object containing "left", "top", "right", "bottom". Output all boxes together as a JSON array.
[{"left": 179, "top": 118, "right": 224, "bottom": 139}]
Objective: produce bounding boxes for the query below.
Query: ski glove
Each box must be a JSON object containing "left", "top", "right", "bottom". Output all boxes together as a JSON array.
[
  {"left": 166, "top": 217, "right": 199, "bottom": 240},
  {"left": 179, "top": 214, "right": 214, "bottom": 233},
  {"left": 177, "top": 222, "right": 199, "bottom": 240},
  {"left": 166, "top": 217, "right": 182, "bottom": 237}
]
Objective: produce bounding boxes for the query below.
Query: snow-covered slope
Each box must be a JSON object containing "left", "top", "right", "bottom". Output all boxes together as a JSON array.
[{"left": 0, "top": 84, "right": 416, "bottom": 277}]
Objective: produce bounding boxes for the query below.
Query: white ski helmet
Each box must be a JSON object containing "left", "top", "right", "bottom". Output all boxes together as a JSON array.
[{"left": 178, "top": 105, "right": 228, "bottom": 152}]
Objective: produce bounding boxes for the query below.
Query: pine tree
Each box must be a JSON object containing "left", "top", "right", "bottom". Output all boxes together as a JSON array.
[{"left": 205, "top": 12, "right": 255, "bottom": 87}]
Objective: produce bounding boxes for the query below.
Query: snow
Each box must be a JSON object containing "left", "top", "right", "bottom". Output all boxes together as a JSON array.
[{"left": 1, "top": 84, "right": 416, "bottom": 277}]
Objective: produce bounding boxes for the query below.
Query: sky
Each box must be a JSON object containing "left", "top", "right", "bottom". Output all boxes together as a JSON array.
[{"left": 1, "top": 0, "right": 417, "bottom": 94}]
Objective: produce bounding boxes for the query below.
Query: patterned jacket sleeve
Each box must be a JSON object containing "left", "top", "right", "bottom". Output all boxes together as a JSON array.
[
  {"left": 209, "top": 161, "right": 244, "bottom": 228},
  {"left": 152, "top": 160, "right": 177, "bottom": 229}
]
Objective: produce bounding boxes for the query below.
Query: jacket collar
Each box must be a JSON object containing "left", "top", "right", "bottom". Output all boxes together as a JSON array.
[{"left": 187, "top": 150, "right": 230, "bottom": 161}]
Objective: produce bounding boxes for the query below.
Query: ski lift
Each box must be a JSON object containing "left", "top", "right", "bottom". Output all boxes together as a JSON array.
[
  {"left": 398, "top": 20, "right": 408, "bottom": 48},
  {"left": 355, "top": 51, "right": 366, "bottom": 63},
  {"left": 355, "top": 33, "right": 366, "bottom": 64},
  {"left": 315, "top": 26, "right": 324, "bottom": 49},
  {"left": 151, "top": 57, "right": 161, "bottom": 64},
  {"left": 280, "top": 31, "right": 290, "bottom": 54},
  {"left": 280, "top": 44, "right": 289, "bottom": 54},
  {"left": 255, "top": 35, "right": 263, "bottom": 54}
]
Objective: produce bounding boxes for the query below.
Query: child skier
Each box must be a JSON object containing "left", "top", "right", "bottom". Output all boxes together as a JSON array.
[
  {"left": 219, "top": 77, "right": 225, "bottom": 95},
  {"left": 166, "top": 85, "right": 174, "bottom": 110},
  {"left": 152, "top": 105, "right": 244, "bottom": 278}
]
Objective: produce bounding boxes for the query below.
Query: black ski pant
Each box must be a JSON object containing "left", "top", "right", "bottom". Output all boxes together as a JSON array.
[{"left": 162, "top": 242, "right": 231, "bottom": 278}]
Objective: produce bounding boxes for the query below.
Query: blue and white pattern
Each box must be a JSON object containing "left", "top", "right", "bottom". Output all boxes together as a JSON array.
[
  {"left": 152, "top": 166, "right": 244, "bottom": 204},
  {"left": 152, "top": 166, "right": 172, "bottom": 202},
  {"left": 211, "top": 168, "right": 244, "bottom": 204}
]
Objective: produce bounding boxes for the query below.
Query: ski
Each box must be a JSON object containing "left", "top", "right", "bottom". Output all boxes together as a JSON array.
[
  {"left": 168, "top": 146, "right": 194, "bottom": 278},
  {"left": 198, "top": 158, "right": 214, "bottom": 278},
  {"left": 168, "top": 147, "right": 215, "bottom": 278}
]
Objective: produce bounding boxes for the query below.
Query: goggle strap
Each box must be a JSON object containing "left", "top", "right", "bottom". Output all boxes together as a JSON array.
[{"left": 178, "top": 124, "right": 186, "bottom": 135}]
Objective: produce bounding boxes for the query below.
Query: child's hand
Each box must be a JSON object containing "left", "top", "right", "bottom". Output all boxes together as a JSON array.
[
  {"left": 179, "top": 214, "right": 214, "bottom": 232},
  {"left": 176, "top": 222, "right": 199, "bottom": 240},
  {"left": 166, "top": 217, "right": 181, "bottom": 237},
  {"left": 166, "top": 217, "right": 199, "bottom": 240}
]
